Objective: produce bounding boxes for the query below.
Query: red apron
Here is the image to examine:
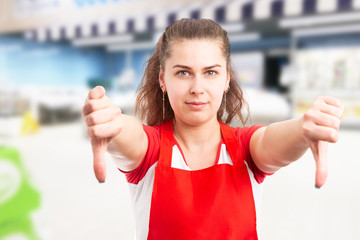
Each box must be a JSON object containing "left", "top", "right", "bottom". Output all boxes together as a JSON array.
[{"left": 147, "top": 120, "right": 258, "bottom": 240}]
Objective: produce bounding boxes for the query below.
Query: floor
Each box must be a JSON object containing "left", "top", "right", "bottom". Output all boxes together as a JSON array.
[{"left": 1, "top": 120, "right": 359, "bottom": 240}]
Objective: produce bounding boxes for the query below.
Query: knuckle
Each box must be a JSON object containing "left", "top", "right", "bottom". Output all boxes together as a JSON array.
[
  {"left": 114, "top": 111, "right": 121, "bottom": 119},
  {"left": 327, "top": 118, "right": 335, "bottom": 129},
  {"left": 81, "top": 105, "right": 87, "bottom": 116},
  {"left": 88, "top": 115, "right": 96, "bottom": 125},
  {"left": 328, "top": 116, "right": 341, "bottom": 129},
  {"left": 303, "top": 111, "right": 313, "bottom": 121},
  {"left": 332, "top": 97, "right": 340, "bottom": 106},
  {"left": 329, "top": 130, "right": 338, "bottom": 143},
  {"left": 302, "top": 123, "right": 312, "bottom": 137},
  {"left": 87, "top": 101, "right": 96, "bottom": 112},
  {"left": 111, "top": 120, "right": 123, "bottom": 137},
  {"left": 113, "top": 124, "right": 120, "bottom": 132},
  {"left": 84, "top": 117, "right": 90, "bottom": 126},
  {"left": 87, "top": 127, "right": 94, "bottom": 138},
  {"left": 338, "top": 108, "right": 344, "bottom": 119},
  {"left": 90, "top": 126, "right": 100, "bottom": 138},
  {"left": 111, "top": 128, "right": 121, "bottom": 138},
  {"left": 114, "top": 108, "right": 122, "bottom": 117},
  {"left": 334, "top": 119, "right": 341, "bottom": 129},
  {"left": 338, "top": 109, "right": 344, "bottom": 119},
  {"left": 335, "top": 100, "right": 341, "bottom": 107},
  {"left": 312, "top": 103, "right": 320, "bottom": 110}
]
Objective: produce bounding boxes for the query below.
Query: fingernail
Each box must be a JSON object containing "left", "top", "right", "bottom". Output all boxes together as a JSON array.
[{"left": 99, "top": 181, "right": 105, "bottom": 184}]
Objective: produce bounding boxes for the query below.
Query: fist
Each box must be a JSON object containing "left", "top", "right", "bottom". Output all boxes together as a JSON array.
[
  {"left": 83, "top": 86, "right": 123, "bottom": 140},
  {"left": 302, "top": 96, "right": 344, "bottom": 143},
  {"left": 302, "top": 96, "right": 344, "bottom": 188},
  {"left": 82, "top": 86, "right": 123, "bottom": 183}
]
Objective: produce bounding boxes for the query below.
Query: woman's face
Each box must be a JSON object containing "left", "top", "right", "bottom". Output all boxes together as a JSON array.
[{"left": 159, "top": 39, "right": 229, "bottom": 126}]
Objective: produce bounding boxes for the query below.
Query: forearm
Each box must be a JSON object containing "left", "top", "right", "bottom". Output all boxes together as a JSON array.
[
  {"left": 250, "top": 96, "right": 343, "bottom": 187},
  {"left": 107, "top": 114, "right": 148, "bottom": 171},
  {"left": 253, "top": 117, "right": 309, "bottom": 173}
]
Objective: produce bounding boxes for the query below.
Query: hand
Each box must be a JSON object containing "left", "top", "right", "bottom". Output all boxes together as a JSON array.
[
  {"left": 302, "top": 96, "right": 344, "bottom": 188},
  {"left": 82, "top": 86, "right": 123, "bottom": 183}
]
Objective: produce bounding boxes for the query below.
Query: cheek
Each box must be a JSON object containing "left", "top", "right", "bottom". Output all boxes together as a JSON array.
[
  {"left": 166, "top": 88, "right": 183, "bottom": 108},
  {"left": 166, "top": 79, "right": 187, "bottom": 97},
  {"left": 210, "top": 86, "right": 226, "bottom": 109},
  {"left": 213, "top": 91, "right": 224, "bottom": 106}
]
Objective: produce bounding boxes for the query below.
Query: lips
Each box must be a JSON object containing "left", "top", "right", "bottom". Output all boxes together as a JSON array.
[{"left": 186, "top": 101, "right": 207, "bottom": 110}]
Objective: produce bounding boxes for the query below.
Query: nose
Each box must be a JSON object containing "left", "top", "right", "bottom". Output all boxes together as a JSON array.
[{"left": 189, "top": 75, "right": 204, "bottom": 95}]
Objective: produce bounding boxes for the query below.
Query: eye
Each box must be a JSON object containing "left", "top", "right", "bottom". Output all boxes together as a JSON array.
[
  {"left": 177, "top": 71, "right": 190, "bottom": 76},
  {"left": 205, "top": 70, "right": 217, "bottom": 76}
]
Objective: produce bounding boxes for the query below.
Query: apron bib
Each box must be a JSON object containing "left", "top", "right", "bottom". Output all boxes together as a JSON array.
[{"left": 147, "top": 120, "right": 258, "bottom": 240}]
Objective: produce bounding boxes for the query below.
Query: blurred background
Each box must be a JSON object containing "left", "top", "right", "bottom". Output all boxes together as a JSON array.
[{"left": 0, "top": 0, "right": 360, "bottom": 239}]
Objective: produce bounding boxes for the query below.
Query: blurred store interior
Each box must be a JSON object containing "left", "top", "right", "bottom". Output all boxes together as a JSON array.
[{"left": 1, "top": 0, "right": 360, "bottom": 240}]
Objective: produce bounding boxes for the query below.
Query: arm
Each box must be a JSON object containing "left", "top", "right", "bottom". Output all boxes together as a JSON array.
[
  {"left": 82, "top": 86, "right": 148, "bottom": 182},
  {"left": 250, "top": 96, "right": 344, "bottom": 187},
  {"left": 107, "top": 115, "right": 148, "bottom": 171},
  {"left": 250, "top": 118, "right": 307, "bottom": 173}
]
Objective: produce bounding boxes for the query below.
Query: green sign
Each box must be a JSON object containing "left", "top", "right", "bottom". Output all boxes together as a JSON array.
[{"left": 0, "top": 147, "right": 41, "bottom": 239}]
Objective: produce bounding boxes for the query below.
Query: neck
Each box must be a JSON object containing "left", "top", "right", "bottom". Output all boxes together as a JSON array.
[{"left": 173, "top": 118, "right": 221, "bottom": 150}]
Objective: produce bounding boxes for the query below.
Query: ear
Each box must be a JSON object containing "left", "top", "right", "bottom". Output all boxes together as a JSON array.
[
  {"left": 159, "top": 66, "right": 166, "bottom": 93},
  {"left": 225, "top": 72, "right": 230, "bottom": 91}
]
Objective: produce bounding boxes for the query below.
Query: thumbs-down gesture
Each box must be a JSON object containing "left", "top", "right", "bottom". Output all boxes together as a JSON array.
[{"left": 302, "top": 96, "right": 344, "bottom": 188}]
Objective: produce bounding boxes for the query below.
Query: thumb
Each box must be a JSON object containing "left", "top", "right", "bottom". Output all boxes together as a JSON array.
[
  {"left": 309, "top": 140, "right": 328, "bottom": 188},
  {"left": 91, "top": 138, "right": 108, "bottom": 183},
  {"left": 89, "top": 86, "right": 105, "bottom": 100}
]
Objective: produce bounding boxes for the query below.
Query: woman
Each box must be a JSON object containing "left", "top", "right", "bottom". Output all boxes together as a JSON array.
[{"left": 82, "top": 19, "right": 343, "bottom": 239}]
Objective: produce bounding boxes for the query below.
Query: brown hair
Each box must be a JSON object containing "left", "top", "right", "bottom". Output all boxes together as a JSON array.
[{"left": 136, "top": 18, "right": 248, "bottom": 126}]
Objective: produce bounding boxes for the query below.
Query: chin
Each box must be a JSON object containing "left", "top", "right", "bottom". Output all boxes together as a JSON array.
[{"left": 176, "top": 114, "right": 217, "bottom": 126}]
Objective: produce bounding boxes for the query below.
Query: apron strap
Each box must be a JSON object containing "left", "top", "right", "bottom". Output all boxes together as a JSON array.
[
  {"left": 158, "top": 120, "right": 244, "bottom": 168},
  {"left": 158, "top": 119, "right": 174, "bottom": 168},
  {"left": 219, "top": 121, "right": 244, "bottom": 167}
]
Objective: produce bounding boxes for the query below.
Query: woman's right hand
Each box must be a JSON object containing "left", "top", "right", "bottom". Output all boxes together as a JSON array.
[{"left": 82, "top": 86, "right": 123, "bottom": 183}]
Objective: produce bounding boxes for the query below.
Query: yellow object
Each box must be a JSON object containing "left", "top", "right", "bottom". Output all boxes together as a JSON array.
[
  {"left": 354, "top": 107, "right": 360, "bottom": 116},
  {"left": 20, "top": 112, "right": 39, "bottom": 135}
]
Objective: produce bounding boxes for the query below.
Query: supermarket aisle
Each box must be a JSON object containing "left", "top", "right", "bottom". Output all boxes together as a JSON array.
[{"left": 0, "top": 121, "right": 359, "bottom": 240}]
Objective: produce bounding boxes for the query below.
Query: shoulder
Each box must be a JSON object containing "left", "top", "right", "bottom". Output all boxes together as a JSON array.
[
  {"left": 142, "top": 124, "right": 161, "bottom": 140},
  {"left": 233, "top": 125, "right": 264, "bottom": 139},
  {"left": 231, "top": 124, "right": 264, "bottom": 156},
  {"left": 232, "top": 125, "right": 270, "bottom": 184},
  {"left": 119, "top": 123, "right": 162, "bottom": 184}
]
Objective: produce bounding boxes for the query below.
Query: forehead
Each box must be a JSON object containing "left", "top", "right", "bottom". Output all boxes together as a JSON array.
[{"left": 165, "top": 39, "right": 226, "bottom": 67}]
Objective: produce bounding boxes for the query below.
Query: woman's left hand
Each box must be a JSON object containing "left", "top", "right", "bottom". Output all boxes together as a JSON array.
[{"left": 302, "top": 96, "right": 344, "bottom": 188}]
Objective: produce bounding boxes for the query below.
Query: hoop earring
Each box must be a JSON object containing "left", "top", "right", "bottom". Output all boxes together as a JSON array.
[{"left": 162, "top": 92, "right": 166, "bottom": 120}]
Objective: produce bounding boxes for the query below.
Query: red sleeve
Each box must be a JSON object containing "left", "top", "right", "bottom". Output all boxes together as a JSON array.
[
  {"left": 234, "top": 125, "right": 272, "bottom": 184},
  {"left": 119, "top": 124, "right": 161, "bottom": 184}
]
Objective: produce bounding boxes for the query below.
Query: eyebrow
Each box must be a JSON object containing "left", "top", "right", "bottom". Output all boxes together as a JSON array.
[{"left": 172, "top": 64, "right": 222, "bottom": 70}]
